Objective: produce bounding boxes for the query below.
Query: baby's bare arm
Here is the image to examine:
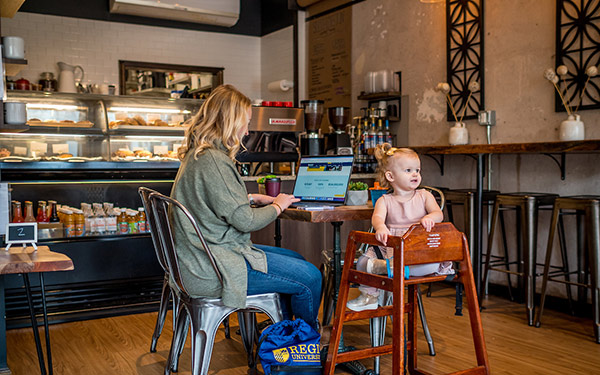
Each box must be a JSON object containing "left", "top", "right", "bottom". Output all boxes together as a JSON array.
[{"left": 372, "top": 198, "right": 390, "bottom": 245}]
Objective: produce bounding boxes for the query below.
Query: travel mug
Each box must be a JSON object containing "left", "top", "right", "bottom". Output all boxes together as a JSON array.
[{"left": 265, "top": 177, "right": 281, "bottom": 197}]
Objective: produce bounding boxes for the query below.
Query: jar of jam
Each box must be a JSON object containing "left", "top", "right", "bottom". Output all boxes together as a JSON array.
[{"left": 39, "top": 72, "right": 58, "bottom": 92}]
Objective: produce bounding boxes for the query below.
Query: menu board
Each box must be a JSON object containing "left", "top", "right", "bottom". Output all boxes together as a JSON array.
[{"left": 307, "top": 6, "right": 352, "bottom": 131}]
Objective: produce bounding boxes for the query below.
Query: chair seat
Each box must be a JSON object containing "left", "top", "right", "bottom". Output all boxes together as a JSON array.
[
  {"left": 445, "top": 188, "right": 500, "bottom": 202},
  {"left": 500, "top": 192, "right": 559, "bottom": 206}
]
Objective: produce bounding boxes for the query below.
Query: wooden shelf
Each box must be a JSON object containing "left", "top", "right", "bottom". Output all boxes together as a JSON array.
[
  {"left": 0, "top": 123, "right": 29, "bottom": 133},
  {"left": 357, "top": 91, "right": 402, "bottom": 101},
  {"left": 3, "top": 58, "right": 27, "bottom": 77},
  {"left": 0, "top": 0, "right": 25, "bottom": 18}
]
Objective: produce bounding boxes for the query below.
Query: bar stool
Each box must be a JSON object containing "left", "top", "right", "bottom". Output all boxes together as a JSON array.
[
  {"left": 481, "top": 192, "right": 559, "bottom": 326},
  {"left": 535, "top": 196, "right": 600, "bottom": 343}
]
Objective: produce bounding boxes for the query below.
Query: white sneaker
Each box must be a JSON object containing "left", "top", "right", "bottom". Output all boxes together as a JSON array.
[
  {"left": 367, "top": 258, "right": 388, "bottom": 275},
  {"left": 346, "top": 293, "right": 379, "bottom": 311}
]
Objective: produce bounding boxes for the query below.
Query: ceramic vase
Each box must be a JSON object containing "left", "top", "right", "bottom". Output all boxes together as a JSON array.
[
  {"left": 559, "top": 114, "right": 585, "bottom": 141},
  {"left": 449, "top": 122, "right": 469, "bottom": 145},
  {"left": 346, "top": 190, "right": 368, "bottom": 206}
]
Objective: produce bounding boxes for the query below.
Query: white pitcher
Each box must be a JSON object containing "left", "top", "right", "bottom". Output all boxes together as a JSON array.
[
  {"left": 57, "top": 62, "right": 84, "bottom": 93},
  {"left": 449, "top": 122, "right": 469, "bottom": 145},
  {"left": 559, "top": 114, "right": 585, "bottom": 141}
]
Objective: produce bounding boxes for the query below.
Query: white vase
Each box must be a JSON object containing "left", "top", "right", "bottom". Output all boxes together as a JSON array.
[
  {"left": 346, "top": 190, "right": 368, "bottom": 206},
  {"left": 449, "top": 122, "right": 469, "bottom": 145},
  {"left": 559, "top": 114, "right": 585, "bottom": 141}
]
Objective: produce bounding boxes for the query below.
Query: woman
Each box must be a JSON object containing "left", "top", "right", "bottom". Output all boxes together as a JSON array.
[{"left": 171, "top": 84, "right": 321, "bottom": 330}]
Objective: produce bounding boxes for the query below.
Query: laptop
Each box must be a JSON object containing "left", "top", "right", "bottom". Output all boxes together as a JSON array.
[{"left": 291, "top": 155, "right": 354, "bottom": 209}]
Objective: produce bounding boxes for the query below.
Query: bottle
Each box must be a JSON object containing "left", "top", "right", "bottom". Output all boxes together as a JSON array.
[
  {"left": 24, "top": 201, "right": 36, "bottom": 222},
  {"left": 104, "top": 203, "right": 118, "bottom": 234},
  {"left": 118, "top": 208, "right": 129, "bottom": 234},
  {"left": 81, "top": 203, "right": 93, "bottom": 236},
  {"left": 384, "top": 119, "right": 392, "bottom": 144},
  {"left": 127, "top": 212, "right": 139, "bottom": 234},
  {"left": 376, "top": 118, "right": 384, "bottom": 146},
  {"left": 137, "top": 207, "right": 147, "bottom": 233},
  {"left": 48, "top": 200, "right": 60, "bottom": 223},
  {"left": 12, "top": 201, "right": 24, "bottom": 223},
  {"left": 367, "top": 122, "right": 376, "bottom": 150},
  {"left": 74, "top": 209, "right": 85, "bottom": 237},
  {"left": 63, "top": 210, "right": 75, "bottom": 237},
  {"left": 37, "top": 201, "right": 49, "bottom": 223}
]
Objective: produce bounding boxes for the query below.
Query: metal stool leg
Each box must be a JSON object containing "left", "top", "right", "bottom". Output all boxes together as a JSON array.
[
  {"left": 523, "top": 197, "right": 538, "bottom": 326},
  {"left": 498, "top": 209, "right": 514, "bottom": 301},
  {"left": 535, "top": 204, "right": 560, "bottom": 328},
  {"left": 586, "top": 201, "right": 600, "bottom": 343},
  {"left": 481, "top": 200, "right": 500, "bottom": 305},
  {"left": 23, "top": 274, "right": 47, "bottom": 375},
  {"left": 417, "top": 287, "right": 435, "bottom": 356},
  {"left": 557, "top": 213, "right": 575, "bottom": 315}
]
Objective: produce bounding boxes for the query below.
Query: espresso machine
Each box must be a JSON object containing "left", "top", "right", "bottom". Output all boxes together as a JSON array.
[
  {"left": 325, "top": 106, "right": 352, "bottom": 155},
  {"left": 299, "top": 100, "right": 325, "bottom": 156}
]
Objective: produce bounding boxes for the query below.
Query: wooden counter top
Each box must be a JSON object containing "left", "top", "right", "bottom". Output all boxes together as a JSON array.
[
  {"left": 411, "top": 140, "right": 600, "bottom": 155},
  {"left": 0, "top": 246, "right": 74, "bottom": 275},
  {"left": 280, "top": 204, "right": 374, "bottom": 223}
]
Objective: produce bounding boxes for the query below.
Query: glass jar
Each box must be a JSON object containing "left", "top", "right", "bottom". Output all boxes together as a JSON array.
[{"left": 39, "top": 72, "right": 58, "bottom": 92}]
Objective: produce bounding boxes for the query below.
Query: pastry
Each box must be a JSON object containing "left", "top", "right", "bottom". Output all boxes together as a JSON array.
[
  {"left": 57, "top": 153, "right": 73, "bottom": 158},
  {"left": 133, "top": 115, "right": 147, "bottom": 126},
  {"left": 114, "top": 149, "right": 134, "bottom": 158},
  {"left": 0, "top": 148, "right": 11, "bottom": 158},
  {"left": 61, "top": 120, "right": 74, "bottom": 123},
  {"left": 134, "top": 149, "right": 153, "bottom": 158},
  {"left": 125, "top": 117, "right": 138, "bottom": 125},
  {"left": 29, "top": 118, "right": 41, "bottom": 122}
]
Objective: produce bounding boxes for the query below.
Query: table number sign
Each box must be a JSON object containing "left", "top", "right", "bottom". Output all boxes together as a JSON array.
[{"left": 5, "top": 222, "right": 38, "bottom": 251}]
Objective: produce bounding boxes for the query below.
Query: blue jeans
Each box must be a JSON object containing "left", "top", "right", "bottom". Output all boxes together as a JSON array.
[{"left": 247, "top": 244, "right": 322, "bottom": 330}]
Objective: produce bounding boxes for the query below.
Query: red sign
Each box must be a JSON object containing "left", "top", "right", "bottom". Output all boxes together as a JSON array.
[{"left": 269, "top": 118, "right": 297, "bottom": 125}]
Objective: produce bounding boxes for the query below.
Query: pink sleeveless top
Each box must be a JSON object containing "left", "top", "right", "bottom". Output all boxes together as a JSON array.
[{"left": 382, "top": 189, "right": 432, "bottom": 234}]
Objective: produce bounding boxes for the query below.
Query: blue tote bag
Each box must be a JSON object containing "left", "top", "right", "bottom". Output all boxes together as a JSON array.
[{"left": 257, "top": 319, "right": 321, "bottom": 375}]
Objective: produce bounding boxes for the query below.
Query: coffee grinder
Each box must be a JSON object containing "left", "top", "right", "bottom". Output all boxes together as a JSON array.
[
  {"left": 300, "top": 100, "right": 325, "bottom": 156},
  {"left": 326, "top": 106, "right": 352, "bottom": 155}
]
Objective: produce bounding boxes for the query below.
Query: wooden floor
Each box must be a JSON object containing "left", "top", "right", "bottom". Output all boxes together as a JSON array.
[{"left": 6, "top": 287, "right": 600, "bottom": 375}]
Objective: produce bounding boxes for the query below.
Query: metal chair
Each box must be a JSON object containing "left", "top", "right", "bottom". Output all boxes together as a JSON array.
[{"left": 148, "top": 191, "right": 283, "bottom": 375}]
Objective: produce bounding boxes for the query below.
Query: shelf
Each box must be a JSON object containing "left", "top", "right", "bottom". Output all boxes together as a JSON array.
[
  {"left": 0, "top": 0, "right": 25, "bottom": 18},
  {"left": 168, "top": 76, "right": 191, "bottom": 86},
  {"left": 0, "top": 123, "right": 29, "bottom": 133},
  {"left": 357, "top": 91, "right": 402, "bottom": 101},
  {"left": 3, "top": 58, "right": 27, "bottom": 77}
]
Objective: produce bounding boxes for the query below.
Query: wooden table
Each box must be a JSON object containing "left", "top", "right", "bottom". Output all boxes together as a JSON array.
[
  {"left": 0, "top": 246, "right": 74, "bottom": 375},
  {"left": 412, "top": 140, "right": 600, "bottom": 295},
  {"left": 280, "top": 205, "right": 374, "bottom": 301}
]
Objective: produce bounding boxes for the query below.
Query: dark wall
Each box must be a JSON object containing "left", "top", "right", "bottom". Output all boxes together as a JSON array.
[{"left": 19, "top": 0, "right": 294, "bottom": 37}]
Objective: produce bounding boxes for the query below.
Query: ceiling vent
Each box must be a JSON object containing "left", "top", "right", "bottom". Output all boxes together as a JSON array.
[{"left": 109, "top": 0, "right": 240, "bottom": 27}]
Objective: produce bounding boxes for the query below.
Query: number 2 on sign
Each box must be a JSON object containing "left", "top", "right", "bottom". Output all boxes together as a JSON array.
[{"left": 17, "top": 228, "right": 25, "bottom": 237}]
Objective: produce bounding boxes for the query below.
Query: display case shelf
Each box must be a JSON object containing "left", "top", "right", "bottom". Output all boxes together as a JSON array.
[{"left": 3, "top": 58, "right": 27, "bottom": 76}]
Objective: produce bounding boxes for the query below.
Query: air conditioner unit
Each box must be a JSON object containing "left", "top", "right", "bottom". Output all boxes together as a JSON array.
[{"left": 109, "top": 0, "right": 240, "bottom": 27}]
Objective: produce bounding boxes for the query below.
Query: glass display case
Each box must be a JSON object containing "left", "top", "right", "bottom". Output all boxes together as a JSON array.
[{"left": 1, "top": 91, "right": 201, "bottom": 162}]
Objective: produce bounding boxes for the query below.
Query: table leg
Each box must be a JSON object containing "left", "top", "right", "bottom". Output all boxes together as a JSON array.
[
  {"left": 330, "top": 221, "right": 368, "bottom": 375},
  {"left": 39, "top": 274, "right": 53, "bottom": 375},
  {"left": 475, "top": 154, "right": 484, "bottom": 295},
  {"left": 23, "top": 274, "right": 47, "bottom": 375},
  {"left": 275, "top": 218, "right": 282, "bottom": 248},
  {"left": 0, "top": 276, "right": 9, "bottom": 374}
]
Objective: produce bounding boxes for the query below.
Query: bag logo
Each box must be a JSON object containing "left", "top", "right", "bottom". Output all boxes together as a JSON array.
[{"left": 273, "top": 348, "right": 290, "bottom": 363}]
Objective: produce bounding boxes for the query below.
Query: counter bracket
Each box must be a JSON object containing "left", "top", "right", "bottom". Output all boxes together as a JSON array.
[
  {"left": 542, "top": 153, "right": 566, "bottom": 180},
  {"left": 423, "top": 154, "right": 445, "bottom": 176}
]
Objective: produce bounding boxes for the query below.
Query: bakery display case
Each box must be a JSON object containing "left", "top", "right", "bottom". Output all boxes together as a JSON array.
[{"left": 1, "top": 92, "right": 200, "bottom": 163}]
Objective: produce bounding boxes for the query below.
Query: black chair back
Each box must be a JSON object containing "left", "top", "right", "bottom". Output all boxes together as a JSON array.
[
  {"left": 138, "top": 187, "right": 168, "bottom": 272},
  {"left": 148, "top": 191, "right": 224, "bottom": 298}
]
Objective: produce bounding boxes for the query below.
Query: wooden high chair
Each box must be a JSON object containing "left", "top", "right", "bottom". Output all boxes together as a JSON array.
[{"left": 323, "top": 223, "right": 489, "bottom": 375}]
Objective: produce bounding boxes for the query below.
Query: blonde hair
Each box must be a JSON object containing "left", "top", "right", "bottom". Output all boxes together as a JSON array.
[
  {"left": 178, "top": 84, "right": 251, "bottom": 161},
  {"left": 373, "top": 143, "right": 420, "bottom": 189}
]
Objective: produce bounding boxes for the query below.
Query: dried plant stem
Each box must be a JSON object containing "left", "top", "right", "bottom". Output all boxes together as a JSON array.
[
  {"left": 574, "top": 76, "right": 591, "bottom": 114},
  {"left": 459, "top": 91, "right": 474, "bottom": 123},
  {"left": 553, "top": 81, "right": 572, "bottom": 115},
  {"left": 445, "top": 94, "right": 460, "bottom": 122},
  {"left": 561, "top": 77, "right": 574, "bottom": 113}
]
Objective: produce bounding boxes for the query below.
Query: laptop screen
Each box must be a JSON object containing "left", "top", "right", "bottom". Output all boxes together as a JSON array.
[{"left": 292, "top": 155, "right": 354, "bottom": 203}]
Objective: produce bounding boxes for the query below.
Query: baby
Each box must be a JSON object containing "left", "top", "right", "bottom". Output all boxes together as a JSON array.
[{"left": 347, "top": 144, "right": 453, "bottom": 311}]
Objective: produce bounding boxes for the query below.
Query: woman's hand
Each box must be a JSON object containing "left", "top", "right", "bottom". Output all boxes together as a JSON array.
[
  {"left": 420, "top": 216, "right": 436, "bottom": 232},
  {"left": 250, "top": 193, "right": 275, "bottom": 206},
  {"left": 272, "top": 193, "right": 301, "bottom": 214},
  {"left": 375, "top": 226, "right": 391, "bottom": 246}
]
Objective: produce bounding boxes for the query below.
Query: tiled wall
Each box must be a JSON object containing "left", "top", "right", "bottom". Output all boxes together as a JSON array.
[
  {"left": 2, "top": 12, "right": 262, "bottom": 99},
  {"left": 260, "top": 26, "right": 294, "bottom": 102}
]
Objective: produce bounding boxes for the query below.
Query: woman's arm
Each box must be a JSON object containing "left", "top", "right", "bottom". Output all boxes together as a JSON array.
[{"left": 372, "top": 197, "right": 391, "bottom": 245}]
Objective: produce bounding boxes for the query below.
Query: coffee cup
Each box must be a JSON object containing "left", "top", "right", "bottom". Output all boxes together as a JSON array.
[
  {"left": 4, "top": 102, "right": 27, "bottom": 124},
  {"left": 265, "top": 177, "right": 281, "bottom": 197},
  {"left": 2, "top": 36, "right": 25, "bottom": 59}
]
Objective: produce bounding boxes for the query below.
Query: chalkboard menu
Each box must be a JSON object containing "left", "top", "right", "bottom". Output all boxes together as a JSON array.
[{"left": 307, "top": 6, "right": 352, "bottom": 132}]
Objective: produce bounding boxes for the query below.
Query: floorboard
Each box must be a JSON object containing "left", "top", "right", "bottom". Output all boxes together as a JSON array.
[{"left": 6, "top": 287, "right": 600, "bottom": 374}]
